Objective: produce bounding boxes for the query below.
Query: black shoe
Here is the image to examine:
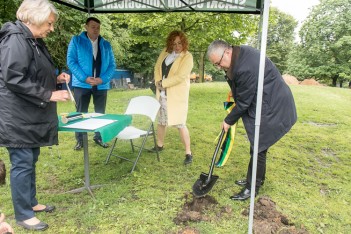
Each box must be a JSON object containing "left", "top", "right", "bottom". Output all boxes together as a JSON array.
[
  {"left": 230, "top": 188, "right": 257, "bottom": 201},
  {"left": 152, "top": 145, "right": 164, "bottom": 152},
  {"left": 33, "top": 204, "right": 55, "bottom": 213},
  {"left": 184, "top": 154, "right": 193, "bottom": 165},
  {"left": 235, "top": 179, "right": 264, "bottom": 187},
  {"left": 93, "top": 138, "right": 109, "bottom": 148},
  {"left": 74, "top": 141, "right": 83, "bottom": 150},
  {"left": 17, "top": 220, "right": 49, "bottom": 231}
]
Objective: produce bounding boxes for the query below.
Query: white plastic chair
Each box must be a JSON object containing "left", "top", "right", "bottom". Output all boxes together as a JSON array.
[{"left": 105, "top": 96, "right": 161, "bottom": 172}]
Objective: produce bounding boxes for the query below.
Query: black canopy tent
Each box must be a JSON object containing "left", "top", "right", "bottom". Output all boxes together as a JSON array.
[
  {"left": 50, "top": 1, "right": 271, "bottom": 233},
  {"left": 50, "top": 0, "right": 263, "bottom": 14}
]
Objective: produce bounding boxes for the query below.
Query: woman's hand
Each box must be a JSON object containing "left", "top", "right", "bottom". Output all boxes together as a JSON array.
[
  {"left": 50, "top": 90, "right": 70, "bottom": 102},
  {"left": 57, "top": 72, "right": 70, "bottom": 84},
  {"left": 0, "top": 213, "right": 14, "bottom": 234},
  {"left": 157, "top": 80, "right": 165, "bottom": 91},
  {"left": 0, "top": 222, "right": 14, "bottom": 234}
]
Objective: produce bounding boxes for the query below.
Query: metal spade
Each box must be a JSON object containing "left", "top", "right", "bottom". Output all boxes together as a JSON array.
[{"left": 192, "top": 129, "right": 225, "bottom": 197}]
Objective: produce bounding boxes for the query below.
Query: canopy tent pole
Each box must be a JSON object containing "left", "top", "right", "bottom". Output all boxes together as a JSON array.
[{"left": 248, "top": 0, "right": 271, "bottom": 233}]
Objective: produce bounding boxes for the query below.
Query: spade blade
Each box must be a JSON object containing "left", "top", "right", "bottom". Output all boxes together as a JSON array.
[{"left": 192, "top": 172, "right": 219, "bottom": 197}]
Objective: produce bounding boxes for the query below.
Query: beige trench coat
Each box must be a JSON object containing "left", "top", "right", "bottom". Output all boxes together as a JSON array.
[{"left": 154, "top": 48, "right": 193, "bottom": 125}]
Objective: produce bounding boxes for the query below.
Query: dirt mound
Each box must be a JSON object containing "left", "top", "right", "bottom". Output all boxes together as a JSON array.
[
  {"left": 282, "top": 74, "right": 299, "bottom": 85},
  {"left": 300, "top": 78, "right": 322, "bottom": 86},
  {"left": 242, "top": 196, "right": 309, "bottom": 234},
  {"left": 175, "top": 194, "right": 309, "bottom": 234},
  {"left": 174, "top": 192, "right": 223, "bottom": 224}
]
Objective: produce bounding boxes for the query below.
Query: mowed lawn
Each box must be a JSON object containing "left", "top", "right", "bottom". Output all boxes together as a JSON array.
[{"left": 0, "top": 82, "right": 350, "bottom": 233}]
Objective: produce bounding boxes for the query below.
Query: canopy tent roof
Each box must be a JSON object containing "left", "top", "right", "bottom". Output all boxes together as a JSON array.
[{"left": 50, "top": 0, "right": 263, "bottom": 14}]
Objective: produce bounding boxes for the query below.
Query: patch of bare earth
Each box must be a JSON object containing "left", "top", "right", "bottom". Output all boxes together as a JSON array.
[
  {"left": 282, "top": 74, "right": 299, "bottom": 85},
  {"left": 300, "top": 78, "right": 323, "bottom": 86},
  {"left": 242, "top": 196, "right": 309, "bottom": 234},
  {"left": 174, "top": 193, "right": 309, "bottom": 234},
  {"left": 174, "top": 192, "right": 232, "bottom": 233},
  {"left": 305, "top": 121, "right": 337, "bottom": 127}
]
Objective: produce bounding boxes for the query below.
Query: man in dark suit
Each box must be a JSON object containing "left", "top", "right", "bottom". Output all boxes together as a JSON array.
[{"left": 207, "top": 40, "right": 297, "bottom": 201}]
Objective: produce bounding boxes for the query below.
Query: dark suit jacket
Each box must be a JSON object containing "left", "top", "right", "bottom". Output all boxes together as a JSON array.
[{"left": 225, "top": 46, "right": 297, "bottom": 152}]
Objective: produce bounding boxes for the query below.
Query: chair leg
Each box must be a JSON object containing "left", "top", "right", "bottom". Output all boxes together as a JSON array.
[
  {"left": 151, "top": 123, "right": 160, "bottom": 162},
  {"left": 105, "top": 138, "right": 118, "bottom": 164},
  {"left": 131, "top": 134, "right": 149, "bottom": 173},
  {"left": 130, "top": 139, "right": 135, "bottom": 152}
]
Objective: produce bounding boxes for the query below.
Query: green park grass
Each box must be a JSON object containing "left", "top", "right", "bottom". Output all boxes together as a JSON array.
[{"left": 0, "top": 82, "right": 350, "bottom": 233}]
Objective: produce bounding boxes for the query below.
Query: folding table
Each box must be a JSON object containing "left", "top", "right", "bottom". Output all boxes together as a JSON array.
[{"left": 58, "top": 113, "right": 132, "bottom": 198}]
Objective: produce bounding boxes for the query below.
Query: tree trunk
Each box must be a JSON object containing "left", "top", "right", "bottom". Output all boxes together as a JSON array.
[
  {"left": 332, "top": 77, "right": 337, "bottom": 87},
  {"left": 339, "top": 80, "right": 343, "bottom": 88},
  {"left": 198, "top": 51, "right": 205, "bottom": 83}
]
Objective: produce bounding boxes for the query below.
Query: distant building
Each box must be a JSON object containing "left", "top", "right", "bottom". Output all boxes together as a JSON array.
[{"left": 110, "top": 69, "right": 134, "bottom": 89}]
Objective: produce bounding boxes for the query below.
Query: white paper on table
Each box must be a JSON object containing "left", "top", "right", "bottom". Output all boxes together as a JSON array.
[
  {"left": 63, "top": 118, "right": 117, "bottom": 130},
  {"left": 83, "top": 113, "right": 105, "bottom": 118}
]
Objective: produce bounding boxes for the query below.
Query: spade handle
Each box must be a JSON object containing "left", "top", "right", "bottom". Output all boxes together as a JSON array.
[{"left": 206, "top": 129, "right": 225, "bottom": 184}]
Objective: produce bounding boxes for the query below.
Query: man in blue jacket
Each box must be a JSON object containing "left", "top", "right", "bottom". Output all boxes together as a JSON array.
[
  {"left": 67, "top": 17, "right": 116, "bottom": 150},
  {"left": 207, "top": 40, "right": 297, "bottom": 201}
]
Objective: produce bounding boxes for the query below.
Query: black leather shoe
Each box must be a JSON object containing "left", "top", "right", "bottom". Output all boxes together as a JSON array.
[
  {"left": 184, "top": 154, "right": 193, "bottom": 165},
  {"left": 34, "top": 204, "right": 55, "bottom": 213},
  {"left": 152, "top": 145, "right": 164, "bottom": 152},
  {"left": 74, "top": 141, "right": 83, "bottom": 150},
  {"left": 235, "top": 179, "right": 264, "bottom": 187},
  {"left": 17, "top": 220, "right": 49, "bottom": 231},
  {"left": 230, "top": 188, "right": 257, "bottom": 201},
  {"left": 93, "top": 139, "right": 109, "bottom": 148}
]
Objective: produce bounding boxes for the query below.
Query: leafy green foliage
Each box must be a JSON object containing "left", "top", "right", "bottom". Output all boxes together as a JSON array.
[
  {"left": 45, "top": 4, "right": 86, "bottom": 71},
  {"left": 250, "top": 7, "right": 297, "bottom": 74},
  {"left": 288, "top": 0, "right": 351, "bottom": 86},
  {"left": 0, "top": 0, "right": 20, "bottom": 24},
  {"left": 109, "top": 12, "right": 257, "bottom": 81}
]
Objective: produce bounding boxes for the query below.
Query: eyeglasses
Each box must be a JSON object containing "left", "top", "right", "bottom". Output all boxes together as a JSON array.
[{"left": 214, "top": 49, "right": 226, "bottom": 67}]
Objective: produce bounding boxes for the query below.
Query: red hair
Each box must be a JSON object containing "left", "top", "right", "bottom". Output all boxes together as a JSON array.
[{"left": 165, "top": 30, "right": 189, "bottom": 53}]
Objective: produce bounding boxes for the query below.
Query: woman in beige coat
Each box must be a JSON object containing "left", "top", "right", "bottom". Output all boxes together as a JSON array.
[{"left": 154, "top": 30, "right": 194, "bottom": 164}]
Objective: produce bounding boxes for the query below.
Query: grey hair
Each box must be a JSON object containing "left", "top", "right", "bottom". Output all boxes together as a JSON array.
[
  {"left": 16, "top": 0, "right": 58, "bottom": 26},
  {"left": 206, "top": 39, "right": 231, "bottom": 58}
]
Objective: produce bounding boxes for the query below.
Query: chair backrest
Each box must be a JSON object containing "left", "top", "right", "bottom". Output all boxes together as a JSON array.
[{"left": 124, "top": 96, "right": 160, "bottom": 122}]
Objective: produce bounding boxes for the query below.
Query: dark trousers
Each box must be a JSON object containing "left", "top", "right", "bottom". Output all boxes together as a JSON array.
[
  {"left": 7, "top": 147, "right": 40, "bottom": 221},
  {"left": 246, "top": 147, "right": 268, "bottom": 192},
  {"left": 74, "top": 87, "right": 107, "bottom": 142}
]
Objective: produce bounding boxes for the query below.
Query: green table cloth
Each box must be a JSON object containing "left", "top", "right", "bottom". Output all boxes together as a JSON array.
[{"left": 58, "top": 113, "right": 132, "bottom": 143}]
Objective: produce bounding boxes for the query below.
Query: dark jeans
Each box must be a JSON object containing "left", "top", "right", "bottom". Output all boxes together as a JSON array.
[
  {"left": 7, "top": 147, "right": 40, "bottom": 221},
  {"left": 246, "top": 147, "right": 268, "bottom": 192},
  {"left": 74, "top": 87, "right": 107, "bottom": 142}
]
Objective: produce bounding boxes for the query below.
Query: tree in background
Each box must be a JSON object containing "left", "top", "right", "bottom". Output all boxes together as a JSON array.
[
  {"left": 287, "top": 0, "right": 351, "bottom": 87},
  {"left": 249, "top": 7, "right": 297, "bottom": 74},
  {"left": 0, "top": 0, "right": 20, "bottom": 24},
  {"left": 111, "top": 12, "right": 257, "bottom": 82}
]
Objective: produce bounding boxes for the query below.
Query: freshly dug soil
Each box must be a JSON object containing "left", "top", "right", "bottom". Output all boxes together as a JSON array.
[
  {"left": 300, "top": 78, "right": 322, "bottom": 86},
  {"left": 282, "top": 74, "right": 299, "bottom": 85},
  {"left": 175, "top": 193, "right": 309, "bottom": 234},
  {"left": 242, "top": 196, "right": 309, "bottom": 234}
]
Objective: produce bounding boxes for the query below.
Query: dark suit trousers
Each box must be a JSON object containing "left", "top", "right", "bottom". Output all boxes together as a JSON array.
[
  {"left": 73, "top": 87, "right": 107, "bottom": 142},
  {"left": 246, "top": 147, "right": 268, "bottom": 192}
]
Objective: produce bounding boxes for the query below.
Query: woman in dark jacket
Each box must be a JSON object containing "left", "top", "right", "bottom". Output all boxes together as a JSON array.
[{"left": 0, "top": 0, "right": 70, "bottom": 231}]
